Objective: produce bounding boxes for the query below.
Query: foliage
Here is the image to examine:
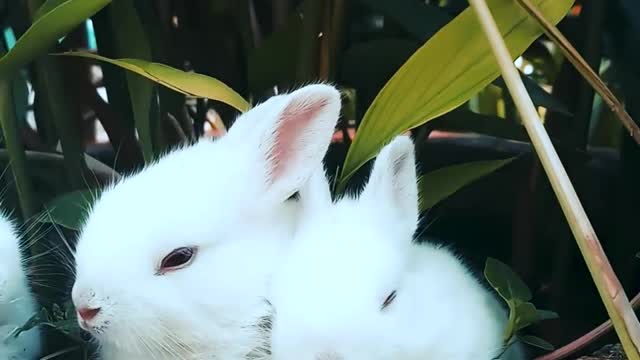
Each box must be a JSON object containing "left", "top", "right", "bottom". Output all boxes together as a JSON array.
[{"left": 484, "top": 257, "right": 559, "bottom": 353}]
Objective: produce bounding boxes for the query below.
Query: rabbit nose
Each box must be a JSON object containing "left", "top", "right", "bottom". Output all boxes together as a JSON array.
[{"left": 77, "top": 306, "right": 101, "bottom": 321}]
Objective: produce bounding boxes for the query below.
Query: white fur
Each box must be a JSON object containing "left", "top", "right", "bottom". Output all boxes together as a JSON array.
[
  {"left": 71, "top": 84, "right": 342, "bottom": 359},
  {"left": 0, "top": 212, "right": 41, "bottom": 360},
  {"left": 271, "top": 136, "right": 526, "bottom": 360}
]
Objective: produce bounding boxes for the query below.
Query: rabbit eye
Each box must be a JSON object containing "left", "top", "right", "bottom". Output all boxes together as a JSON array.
[{"left": 157, "top": 247, "right": 197, "bottom": 275}]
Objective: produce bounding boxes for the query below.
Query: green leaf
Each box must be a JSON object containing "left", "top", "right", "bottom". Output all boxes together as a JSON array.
[
  {"left": 356, "top": 0, "right": 451, "bottom": 41},
  {"left": 337, "top": 0, "right": 575, "bottom": 190},
  {"left": 0, "top": 0, "right": 111, "bottom": 78},
  {"left": 59, "top": 51, "right": 249, "bottom": 113},
  {"left": 519, "top": 335, "right": 555, "bottom": 351},
  {"left": 41, "top": 190, "right": 96, "bottom": 230},
  {"left": 484, "top": 257, "right": 532, "bottom": 302},
  {"left": 419, "top": 157, "right": 515, "bottom": 210},
  {"left": 33, "top": 0, "right": 69, "bottom": 21},
  {"left": 512, "top": 300, "right": 538, "bottom": 332},
  {"left": 535, "top": 309, "right": 560, "bottom": 322}
]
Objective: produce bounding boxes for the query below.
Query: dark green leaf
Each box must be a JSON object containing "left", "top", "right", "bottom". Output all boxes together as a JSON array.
[
  {"left": 512, "top": 300, "right": 538, "bottom": 332},
  {"left": 494, "top": 73, "right": 571, "bottom": 115},
  {"left": 110, "top": 0, "right": 154, "bottom": 162},
  {"left": 484, "top": 257, "right": 532, "bottom": 302},
  {"left": 41, "top": 190, "right": 96, "bottom": 230},
  {"left": 519, "top": 335, "right": 555, "bottom": 351},
  {"left": 420, "top": 158, "right": 516, "bottom": 210},
  {"left": 535, "top": 309, "right": 560, "bottom": 322},
  {"left": 248, "top": 14, "right": 302, "bottom": 93},
  {"left": 432, "top": 108, "right": 529, "bottom": 141},
  {"left": 355, "top": 0, "right": 451, "bottom": 41},
  {"left": 0, "top": 0, "right": 111, "bottom": 78}
]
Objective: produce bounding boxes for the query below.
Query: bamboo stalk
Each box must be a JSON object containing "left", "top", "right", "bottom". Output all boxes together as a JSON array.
[
  {"left": 466, "top": 0, "right": 640, "bottom": 358},
  {"left": 514, "top": 0, "right": 640, "bottom": 146}
]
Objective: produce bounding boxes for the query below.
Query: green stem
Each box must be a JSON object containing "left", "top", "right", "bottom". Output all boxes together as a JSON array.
[{"left": 0, "top": 78, "right": 37, "bottom": 219}]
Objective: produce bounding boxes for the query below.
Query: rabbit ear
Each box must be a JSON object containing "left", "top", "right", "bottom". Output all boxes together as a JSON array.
[
  {"left": 230, "top": 84, "right": 341, "bottom": 202},
  {"left": 299, "top": 166, "right": 332, "bottom": 213},
  {"left": 361, "top": 136, "right": 419, "bottom": 231}
]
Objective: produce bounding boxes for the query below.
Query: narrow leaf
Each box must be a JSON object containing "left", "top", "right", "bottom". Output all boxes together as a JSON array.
[
  {"left": 535, "top": 309, "right": 559, "bottom": 322},
  {"left": 519, "top": 335, "right": 555, "bottom": 351},
  {"left": 337, "top": 0, "right": 574, "bottom": 189},
  {"left": 419, "top": 157, "right": 515, "bottom": 210},
  {"left": 59, "top": 51, "right": 249, "bottom": 112},
  {"left": 33, "top": 0, "right": 69, "bottom": 21},
  {"left": 109, "top": 0, "right": 155, "bottom": 162},
  {"left": 0, "top": 0, "right": 111, "bottom": 77}
]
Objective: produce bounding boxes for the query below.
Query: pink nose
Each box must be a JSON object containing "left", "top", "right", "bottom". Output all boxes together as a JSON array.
[{"left": 77, "top": 307, "right": 101, "bottom": 321}]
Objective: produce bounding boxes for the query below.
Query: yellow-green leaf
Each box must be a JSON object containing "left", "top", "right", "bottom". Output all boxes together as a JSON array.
[
  {"left": 33, "top": 0, "right": 69, "bottom": 21},
  {"left": 58, "top": 51, "right": 250, "bottom": 113},
  {"left": 0, "top": 0, "right": 111, "bottom": 78},
  {"left": 419, "top": 157, "right": 515, "bottom": 210},
  {"left": 337, "top": 0, "right": 575, "bottom": 189}
]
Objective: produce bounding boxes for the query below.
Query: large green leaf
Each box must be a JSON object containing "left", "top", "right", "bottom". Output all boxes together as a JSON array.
[
  {"left": 60, "top": 51, "right": 249, "bottom": 113},
  {"left": 33, "top": 0, "right": 69, "bottom": 21},
  {"left": 419, "top": 157, "right": 515, "bottom": 210},
  {"left": 0, "top": 0, "right": 111, "bottom": 78},
  {"left": 337, "top": 0, "right": 575, "bottom": 189}
]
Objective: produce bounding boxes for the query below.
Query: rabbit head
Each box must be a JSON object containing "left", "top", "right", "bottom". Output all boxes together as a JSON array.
[
  {"left": 71, "top": 84, "right": 341, "bottom": 359},
  {"left": 271, "top": 136, "right": 419, "bottom": 360}
]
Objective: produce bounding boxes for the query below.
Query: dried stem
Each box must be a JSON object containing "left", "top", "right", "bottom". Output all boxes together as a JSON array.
[
  {"left": 514, "top": 0, "right": 640, "bottom": 146},
  {"left": 467, "top": 0, "right": 640, "bottom": 359}
]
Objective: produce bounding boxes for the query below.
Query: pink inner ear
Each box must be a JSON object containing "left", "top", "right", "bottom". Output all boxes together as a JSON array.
[{"left": 269, "top": 97, "right": 329, "bottom": 181}]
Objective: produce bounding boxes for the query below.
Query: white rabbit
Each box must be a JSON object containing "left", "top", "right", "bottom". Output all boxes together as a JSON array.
[
  {"left": 0, "top": 212, "right": 42, "bottom": 360},
  {"left": 70, "top": 84, "right": 342, "bottom": 360},
  {"left": 270, "top": 136, "right": 526, "bottom": 360}
]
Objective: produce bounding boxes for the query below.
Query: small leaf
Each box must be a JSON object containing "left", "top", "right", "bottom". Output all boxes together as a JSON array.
[
  {"left": 59, "top": 51, "right": 249, "bottom": 112},
  {"left": 535, "top": 309, "right": 559, "bottom": 322},
  {"left": 519, "top": 335, "right": 555, "bottom": 351},
  {"left": 337, "top": 0, "right": 575, "bottom": 190},
  {"left": 40, "top": 190, "right": 97, "bottom": 230},
  {"left": 512, "top": 300, "right": 538, "bottom": 332},
  {"left": 420, "top": 158, "right": 516, "bottom": 210},
  {"left": 0, "top": 0, "right": 111, "bottom": 78},
  {"left": 484, "top": 257, "right": 532, "bottom": 302}
]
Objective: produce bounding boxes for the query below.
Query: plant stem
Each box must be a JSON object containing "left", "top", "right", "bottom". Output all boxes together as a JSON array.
[
  {"left": 535, "top": 292, "right": 640, "bottom": 360},
  {"left": 0, "top": 78, "right": 37, "bottom": 219},
  {"left": 297, "top": 0, "right": 325, "bottom": 82},
  {"left": 467, "top": 0, "right": 640, "bottom": 359},
  {"left": 514, "top": 0, "right": 640, "bottom": 146}
]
